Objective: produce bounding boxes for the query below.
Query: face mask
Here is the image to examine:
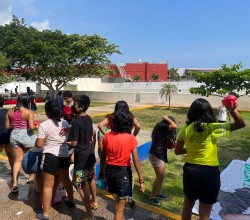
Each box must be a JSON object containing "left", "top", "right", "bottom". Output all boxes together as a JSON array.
[{"left": 71, "top": 106, "right": 78, "bottom": 115}]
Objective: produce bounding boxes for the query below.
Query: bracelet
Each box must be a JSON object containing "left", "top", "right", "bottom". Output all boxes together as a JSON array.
[{"left": 139, "top": 179, "right": 144, "bottom": 184}]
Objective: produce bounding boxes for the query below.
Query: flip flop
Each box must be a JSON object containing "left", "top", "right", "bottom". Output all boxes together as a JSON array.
[
  {"left": 11, "top": 186, "right": 19, "bottom": 194},
  {"left": 26, "top": 179, "right": 34, "bottom": 184},
  {"left": 91, "top": 203, "right": 99, "bottom": 210}
]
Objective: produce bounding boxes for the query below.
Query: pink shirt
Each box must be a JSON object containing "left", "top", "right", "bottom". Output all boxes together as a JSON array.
[{"left": 11, "top": 110, "right": 28, "bottom": 129}]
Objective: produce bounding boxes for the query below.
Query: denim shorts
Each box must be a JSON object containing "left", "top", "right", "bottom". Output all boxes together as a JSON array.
[
  {"left": 10, "top": 129, "right": 37, "bottom": 148},
  {"left": 106, "top": 164, "right": 132, "bottom": 199},
  {"left": 183, "top": 163, "right": 220, "bottom": 204}
]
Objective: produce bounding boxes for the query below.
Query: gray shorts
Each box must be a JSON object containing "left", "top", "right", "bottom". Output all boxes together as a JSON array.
[
  {"left": 10, "top": 129, "right": 37, "bottom": 148},
  {"left": 149, "top": 153, "right": 166, "bottom": 168}
]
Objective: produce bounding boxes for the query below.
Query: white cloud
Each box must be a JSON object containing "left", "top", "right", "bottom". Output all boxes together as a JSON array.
[
  {"left": 18, "top": 0, "right": 39, "bottom": 15},
  {"left": 0, "top": 0, "right": 13, "bottom": 25},
  {"left": 31, "top": 19, "right": 50, "bottom": 31}
]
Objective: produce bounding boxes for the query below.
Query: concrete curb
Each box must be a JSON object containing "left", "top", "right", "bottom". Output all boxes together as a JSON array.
[{"left": 96, "top": 188, "right": 181, "bottom": 220}]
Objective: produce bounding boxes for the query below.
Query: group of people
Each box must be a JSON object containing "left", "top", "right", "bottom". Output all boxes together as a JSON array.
[{"left": 0, "top": 91, "right": 246, "bottom": 220}]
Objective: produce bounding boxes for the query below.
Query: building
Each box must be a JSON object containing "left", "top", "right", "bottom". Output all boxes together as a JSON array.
[{"left": 108, "top": 61, "right": 168, "bottom": 82}]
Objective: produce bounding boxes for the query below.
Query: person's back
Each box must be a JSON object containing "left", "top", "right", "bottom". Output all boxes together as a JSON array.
[
  {"left": 178, "top": 122, "right": 230, "bottom": 166},
  {"left": 11, "top": 108, "right": 28, "bottom": 129},
  {"left": 104, "top": 131, "right": 137, "bottom": 166},
  {"left": 39, "top": 119, "right": 69, "bottom": 157},
  {"left": 175, "top": 98, "right": 245, "bottom": 220}
]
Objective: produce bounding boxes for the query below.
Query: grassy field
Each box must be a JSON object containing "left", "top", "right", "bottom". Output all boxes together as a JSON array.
[
  {"left": 106, "top": 107, "right": 250, "bottom": 216},
  {"left": 2, "top": 104, "right": 250, "bottom": 216}
]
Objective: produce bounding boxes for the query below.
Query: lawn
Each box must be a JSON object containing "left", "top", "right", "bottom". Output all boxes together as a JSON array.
[
  {"left": 2, "top": 104, "right": 250, "bottom": 217},
  {"left": 93, "top": 106, "right": 250, "bottom": 217}
]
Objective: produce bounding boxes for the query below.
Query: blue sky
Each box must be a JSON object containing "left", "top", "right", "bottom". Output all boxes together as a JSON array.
[{"left": 1, "top": 0, "right": 250, "bottom": 69}]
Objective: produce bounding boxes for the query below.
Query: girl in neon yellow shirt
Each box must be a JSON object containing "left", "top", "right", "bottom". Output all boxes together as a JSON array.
[{"left": 175, "top": 98, "right": 245, "bottom": 220}]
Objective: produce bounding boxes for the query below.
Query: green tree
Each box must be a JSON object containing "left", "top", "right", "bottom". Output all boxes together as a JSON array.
[
  {"left": 159, "top": 83, "right": 178, "bottom": 108},
  {"left": 0, "top": 53, "right": 15, "bottom": 87},
  {"left": 151, "top": 73, "right": 160, "bottom": 81},
  {"left": 168, "top": 68, "right": 181, "bottom": 81},
  {"left": 133, "top": 75, "right": 141, "bottom": 82},
  {"left": 0, "top": 16, "right": 121, "bottom": 97},
  {"left": 189, "top": 63, "right": 250, "bottom": 97}
]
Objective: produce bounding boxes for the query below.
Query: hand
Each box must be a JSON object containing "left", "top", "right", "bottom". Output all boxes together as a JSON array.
[
  {"left": 59, "top": 127, "right": 70, "bottom": 136},
  {"left": 227, "top": 103, "right": 238, "bottom": 112},
  {"left": 139, "top": 183, "right": 145, "bottom": 193}
]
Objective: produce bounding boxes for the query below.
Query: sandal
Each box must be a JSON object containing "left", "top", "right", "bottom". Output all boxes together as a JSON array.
[
  {"left": 11, "top": 186, "right": 19, "bottom": 194},
  {"left": 91, "top": 203, "right": 99, "bottom": 210},
  {"left": 26, "top": 179, "right": 34, "bottom": 184}
]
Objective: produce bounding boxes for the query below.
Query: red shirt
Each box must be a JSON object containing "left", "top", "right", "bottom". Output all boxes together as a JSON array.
[{"left": 103, "top": 131, "right": 138, "bottom": 166}]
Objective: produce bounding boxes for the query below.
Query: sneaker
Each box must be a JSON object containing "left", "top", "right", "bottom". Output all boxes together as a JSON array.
[
  {"left": 150, "top": 198, "right": 160, "bottom": 205},
  {"left": 128, "top": 197, "right": 135, "bottom": 207},
  {"left": 156, "top": 194, "right": 169, "bottom": 200},
  {"left": 36, "top": 213, "right": 49, "bottom": 220}
]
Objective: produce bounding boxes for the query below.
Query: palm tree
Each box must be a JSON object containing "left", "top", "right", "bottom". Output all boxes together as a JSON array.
[
  {"left": 133, "top": 75, "right": 141, "bottom": 82},
  {"left": 151, "top": 73, "right": 160, "bottom": 81},
  {"left": 168, "top": 68, "right": 181, "bottom": 81},
  {"left": 159, "top": 83, "right": 178, "bottom": 108}
]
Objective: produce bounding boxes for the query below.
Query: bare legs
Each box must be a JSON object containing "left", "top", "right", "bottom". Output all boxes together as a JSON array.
[
  {"left": 150, "top": 165, "right": 166, "bottom": 199},
  {"left": 182, "top": 195, "right": 212, "bottom": 220},
  {"left": 77, "top": 187, "right": 94, "bottom": 218},
  {"left": 114, "top": 197, "right": 126, "bottom": 220},
  {"left": 42, "top": 172, "right": 54, "bottom": 217},
  {"left": 89, "top": 178, "right": 98, "bottom": 208},
  {"left": 41, "top": 168, "right": 73, "bottom": 218},
  {"left": 4, "top": 145, "right": 14, "bottom": 173},
  {"left": 12, "top": 146, "right": 24, "bottom": 188}
]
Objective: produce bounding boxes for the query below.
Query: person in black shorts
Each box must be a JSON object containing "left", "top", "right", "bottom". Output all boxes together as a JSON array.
[
  {"left": 0, "top": 97, "right": 13, "bottom": 173},
  {"left": 68, "top": 95, "right": 96, "bottom": 220},
  {"left": 175, "top": 98, "right": 245, "bottom": 220},
  {"left": 35, "top": 100, "right": 74, "bottom": 220}
]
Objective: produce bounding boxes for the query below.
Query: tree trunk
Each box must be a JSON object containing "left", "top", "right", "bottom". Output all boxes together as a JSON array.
[{"left": 168, "top": 94, "right": 171, "bottom": 109}]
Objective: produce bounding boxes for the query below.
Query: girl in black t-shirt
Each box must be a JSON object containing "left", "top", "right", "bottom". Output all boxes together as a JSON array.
[{"left": 149, "top": 116, "right": 177, "bottom": 205}]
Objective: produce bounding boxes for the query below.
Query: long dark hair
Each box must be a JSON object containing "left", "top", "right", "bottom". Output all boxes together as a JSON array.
[
  {"left": 152, "top": 116, "right": 176, "bottom": 147},
  {"left": 45, "top": 100, "right": 61, "bottom": 122},
  {"left": 114, "top": 101, "right": 129, "bottom": 112},
  {"left": 112, "top": 110, "right": 133, "bottom": 133},
  {"left": 186, "top": 98, "right": 216, "bottom": 132},
  {"left": 15, "top": 95, "right": 30, "bottom": 111}
]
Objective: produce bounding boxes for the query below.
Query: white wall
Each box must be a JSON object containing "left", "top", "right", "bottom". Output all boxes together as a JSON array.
[
  {"left": 41, "top": 78, "right": 112, "bottom": 92},
  {"left": 1, "top": 81, "right": 39, "bottom": 94}
]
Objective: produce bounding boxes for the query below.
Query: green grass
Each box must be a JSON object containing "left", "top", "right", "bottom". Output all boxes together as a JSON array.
[
  {"left": 101, "top": 106, "right": 250, "bottom": 215},
  {"left": 2, "top": 104, "right": 250, "bottom": 216}
]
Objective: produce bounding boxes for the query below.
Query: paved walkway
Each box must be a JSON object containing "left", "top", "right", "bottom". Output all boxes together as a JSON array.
[{"left": 0, "top": 157, "right": 180, "bottom": 220}]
